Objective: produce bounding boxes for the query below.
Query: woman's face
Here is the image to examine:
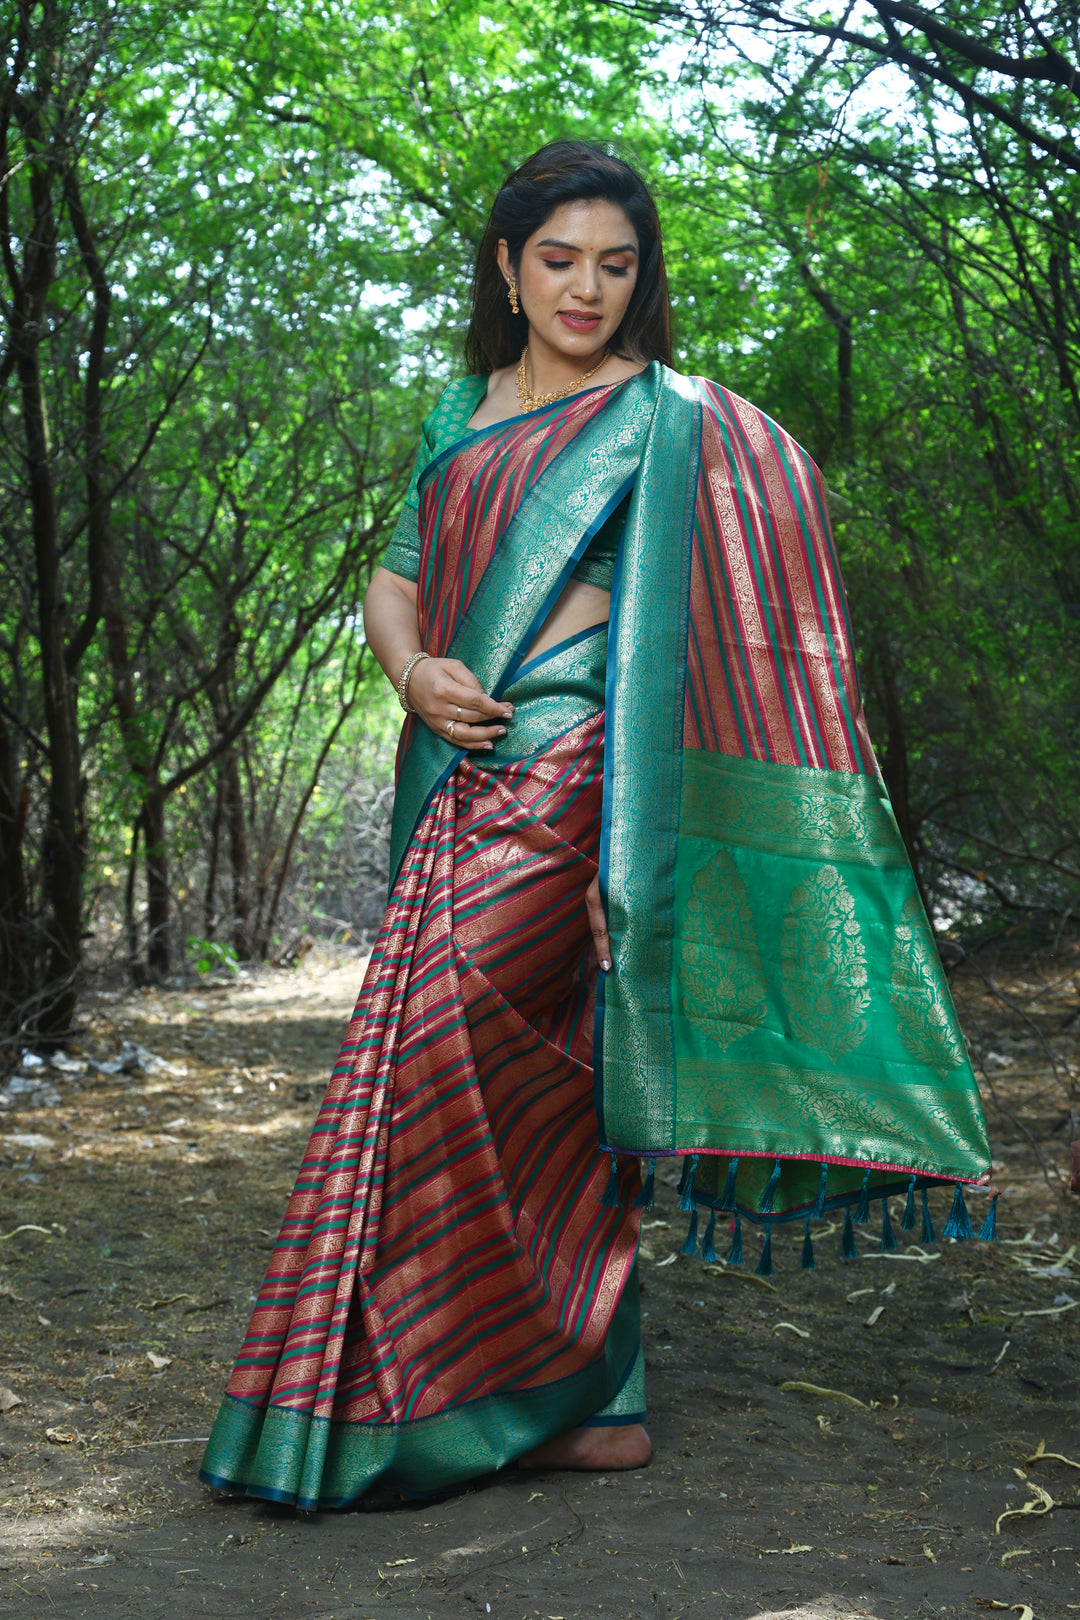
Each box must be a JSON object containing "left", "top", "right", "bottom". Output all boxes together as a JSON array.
[{"left": 498, "top": 199, "right": 639, "bottom": 361}]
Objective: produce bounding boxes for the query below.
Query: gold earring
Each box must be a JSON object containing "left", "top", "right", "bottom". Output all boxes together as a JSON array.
[{"left": 507, "top": 273, "right": 519, "bottom": 316}]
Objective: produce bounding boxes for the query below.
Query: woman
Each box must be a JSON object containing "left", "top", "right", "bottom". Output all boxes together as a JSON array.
[{"left": 200, "top": 142, "right": 991, "bottom": 1510}]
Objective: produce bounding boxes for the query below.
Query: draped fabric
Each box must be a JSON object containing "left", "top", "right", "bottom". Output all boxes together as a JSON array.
[{"left": 201, "top": 362, "right": 991, "bottom": 1509}]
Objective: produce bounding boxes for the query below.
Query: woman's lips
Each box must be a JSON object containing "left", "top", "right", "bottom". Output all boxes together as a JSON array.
[{"left": 557, "top": 310, "right": 602, "bottom": 331}]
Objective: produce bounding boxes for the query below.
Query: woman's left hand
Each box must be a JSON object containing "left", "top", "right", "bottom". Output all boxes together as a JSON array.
[{"left": 585, "top": 876, "right": 611, "bottom": 973}]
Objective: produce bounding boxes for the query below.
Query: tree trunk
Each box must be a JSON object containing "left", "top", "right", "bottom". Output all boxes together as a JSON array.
[
  {"left": 873, "top": 629, "right": 932, "bottom": 919},
  {"left": 144, "top": 787, "right": 171, "bottom": 981},
  {"left": 0, "top": 704, "right": 31, "bottom": 1027},
  {"left": 22, "top": 339, "right": 83, "bottom": 1041},
  {"left": 222, "top": 750, "right": 251, "bottom": 961}
]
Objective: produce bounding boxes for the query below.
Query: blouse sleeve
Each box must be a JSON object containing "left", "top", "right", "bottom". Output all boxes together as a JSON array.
[
  {"left": 380, "top": 412, "right": 437, "bottom": 583},
  {"left": 380, "top": 377, "right": 489, "bottom": 583}
]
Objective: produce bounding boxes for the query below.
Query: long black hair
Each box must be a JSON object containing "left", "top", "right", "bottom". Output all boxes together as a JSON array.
[{"left": 464, "top": 141, "right": 672, "bottom": 373}]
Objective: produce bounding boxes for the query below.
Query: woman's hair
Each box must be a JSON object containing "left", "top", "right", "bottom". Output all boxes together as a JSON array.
[{"left": 464, "top": 140, "right": 672, "bottom": 373}]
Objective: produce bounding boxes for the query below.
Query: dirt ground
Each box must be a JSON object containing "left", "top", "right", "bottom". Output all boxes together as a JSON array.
[{"left": 0, "top": 943, "right": 1077, "bottom": 1620}]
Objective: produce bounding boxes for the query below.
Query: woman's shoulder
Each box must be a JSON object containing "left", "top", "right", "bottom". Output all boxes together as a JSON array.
[{"left": 421, "top": 374, "right": 489, "bottom": 452}]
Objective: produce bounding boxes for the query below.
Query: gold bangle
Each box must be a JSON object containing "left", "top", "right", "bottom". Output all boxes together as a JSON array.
[{"left": 396, "top": 650, "right": 429, "bottom": 714}]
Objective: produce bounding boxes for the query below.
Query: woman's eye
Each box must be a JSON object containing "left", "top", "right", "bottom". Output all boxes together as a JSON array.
[
  {"left": 603, "top": 265, "right": 630, "bottom": 277},
  {"left": 541, "top": 259, "right": 572, "bottom": 271}
]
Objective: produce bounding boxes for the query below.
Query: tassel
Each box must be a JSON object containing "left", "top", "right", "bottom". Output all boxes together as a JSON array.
[
  {"left": 759, "top": 1158, "right": 782, "bottom": 1214},
  {"left": 943, "top": 1180, "right": 973, "bottom": 1241},
  {"left": 901, "top": 1175, "right": 916, "bottom": 1231},
  {"left": 726, "top": 1213, "right": 743, "bottom": 1267},
  {"left": 599, "top": 1154, "right": 621, "bottom": 1209},
  {"left": 701, "top": 1207, "right": 718, "bottom": 1263},
  {"left": 718, "top": 1157, "right": 739, "bottom": 1212},
  {"left": 921, "top": 1186, "right": 936, "bottom": 1245},
  {"left": 811, "top": 1161, "right": 828, "bottom": 1219},
  {"left": 801, "top": 1216, "right": 815, "bottom": 1271},
  {"left": 841, "top": 1205, "right": 858, "bottom": 1261},
  {"left": 978, "top": 1193, "right": 998, "bottom": 1242},
  {"left": 680, "top": 1207, "right": 699, "bottom": 1256},
  {"left": 678, "top": 1153, "right": 699, "bottom": 1213},
  {"left": 880, "top": 1197, "right": 898, "bottom": 1252},
  {"left": 633, "top": 1158, "right": 656, "bottom": 1211},
  {"left": 854, "top": 1167, "right": 871, "bottom": 1224},
  {"left": 755, "top": 1226, "right": 775, "bottom": 1277}
]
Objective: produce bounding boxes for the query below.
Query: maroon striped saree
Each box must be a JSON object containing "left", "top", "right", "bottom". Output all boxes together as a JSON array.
[{"left": 201, "top": 364, "right": 990, "bottom": 1508}]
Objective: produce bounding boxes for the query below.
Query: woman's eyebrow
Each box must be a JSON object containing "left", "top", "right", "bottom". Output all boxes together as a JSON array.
[{"left": 536, "top": 238, "right": 638, "bottom": 254}]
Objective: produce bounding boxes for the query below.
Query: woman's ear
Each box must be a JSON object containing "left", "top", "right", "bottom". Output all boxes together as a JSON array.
[{"left": 496, "top": 238, "right": 513, "bottom": 282}]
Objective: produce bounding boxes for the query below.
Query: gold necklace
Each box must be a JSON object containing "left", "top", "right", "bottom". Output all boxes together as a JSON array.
[{"left": 515, "top": 345, "right": 610, "bottom": 412}]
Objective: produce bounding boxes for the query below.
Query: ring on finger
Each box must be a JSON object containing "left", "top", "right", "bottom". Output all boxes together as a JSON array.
[
  {"left": 446, "top": 720, "right": 456, "bottom": 739},
  {"left": 455, "top": 704, "right": 462, "bottom": 719}
]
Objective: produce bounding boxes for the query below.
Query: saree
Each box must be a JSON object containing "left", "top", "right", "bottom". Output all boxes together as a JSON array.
[{"left": 200, "top": 362, "right": 991, "bottom": 1509}]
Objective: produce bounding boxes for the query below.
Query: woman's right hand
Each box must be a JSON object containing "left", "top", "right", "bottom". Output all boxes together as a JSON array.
[{"left": 408, "top": 657, "right": 513, "bottom": 749}]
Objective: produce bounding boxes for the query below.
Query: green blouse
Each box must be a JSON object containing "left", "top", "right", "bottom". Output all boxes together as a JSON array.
[{"left": 381, "top": 375, "right": 624, "bottom": 591}]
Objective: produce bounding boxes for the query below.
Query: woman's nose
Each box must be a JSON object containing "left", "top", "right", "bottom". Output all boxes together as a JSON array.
[{"left": 570, "top": 260, "right": 602, "bottom": 302}]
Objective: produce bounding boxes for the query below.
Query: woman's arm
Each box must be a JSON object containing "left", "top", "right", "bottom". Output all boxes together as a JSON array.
[{"left": 363, "top": 566, "right": 512, "bottom": 750}]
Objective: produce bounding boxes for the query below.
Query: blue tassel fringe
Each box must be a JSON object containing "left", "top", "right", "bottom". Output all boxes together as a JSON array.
[
  {"left": 633, "top": 1158, "right": 656, "bottom": 1211},
  {"left": 759, "top": 1158, "right": 782, "bottom": 1214},
  {"left": 978, "top": 1193, "right": 998, "bottom": 1242},
  {"left": 755, "top": 1227, "right": 774, "bottom": 1277},
  {"left": 801, "top": 1217, "right": 815, "bottom": 1271},
  {"left": 943, "top": 1180, "right": 973, "bottom": 1241},
  {"left": 718, "top": 1157, "right": 739, "bottom": 1212},
  {"left": 842, "top": 1205, "right": 858, "bottom": 1260},
  {"left": 727, "top": 1213, "right": 743, "bottom": 1266},
  {"left": 678, "top": 1154, "right": 699, "bottom": 1213},
  {"left": 901, "top": 1175, "right": 916, "bottom": 1231},
  {"left": 681, "top": 1207, "right": 699, "bottom": 1256},
  {"left": 811, "top": 1161, "right": 828, "bottom": 1219},
  {"left": 854, "top": 1167, "right": 871, "bottom": 1224},
  {"left": 921, "top": 1186, "right": 935, "bottom": 1244},
  {"left": 880, "top": 1198, "right": 898, "bottom": 1252},
  {"left": 701, "top": 1207, "right": 718, "bottom": 1263},
  {"left": 599, "top": 1154, "right": 621, "bottom": 1208}
]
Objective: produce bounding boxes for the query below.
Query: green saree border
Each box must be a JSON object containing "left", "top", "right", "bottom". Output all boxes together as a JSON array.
[
  {"left": 388, "top": 368, "right": 663, "bottom": 892},
  {"left": 200, "top": 1265, "right": 642, "bottom": 1509},
  {"left": 596, "top": 370, "right": 703, "bottom": 1150}
]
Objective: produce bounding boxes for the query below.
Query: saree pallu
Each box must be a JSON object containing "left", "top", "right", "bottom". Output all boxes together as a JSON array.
[{"left": 202, "top": 362, "right": 992, "bottom": 1507}]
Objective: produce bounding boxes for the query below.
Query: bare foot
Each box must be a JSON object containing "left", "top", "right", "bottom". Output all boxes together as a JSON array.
[{"left": 516, "top": 1423, "right": 651, "bottom": 1471}]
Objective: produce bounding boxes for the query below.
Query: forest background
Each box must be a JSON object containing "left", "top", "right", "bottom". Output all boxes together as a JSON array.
[{"left": 2, "top": 0, "right": 1078, "bottom": 1042}]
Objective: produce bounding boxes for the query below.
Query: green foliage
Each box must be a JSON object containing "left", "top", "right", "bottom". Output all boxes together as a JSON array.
[{"left": 2, "top": 0, "right": 1075, "bottom": 1031}]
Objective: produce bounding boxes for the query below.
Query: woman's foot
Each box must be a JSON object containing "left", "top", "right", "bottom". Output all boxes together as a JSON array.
[{"left": 516, "top": 1423, "right": 651, "bottom": 1471}]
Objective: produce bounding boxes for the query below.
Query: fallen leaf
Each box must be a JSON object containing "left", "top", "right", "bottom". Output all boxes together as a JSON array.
[
  {"left": 1000, "top": 1549, "right": 1033, "bottom": 1563},
  {"left": 45, "top": 1427, "right": 78, "bottom": 1444},
  {"left": 137, "top": 1294, "right": 195, "bottom": 1312},
  {"left": 846, "top": 1287, "right": 874, "bottom": 1301},
  {"left": 655, "top": 1253, "right": 678, "bottom": 1268},
  {"left": 145, "top": 1351, "right": 172, "bottom": 1371},
  {"left": 37, "top": 1314, "right": 51, "bottom": 1327},
  {"left": 527, "top": 1492, "right": 545, "bottom": 1503},
  {"left": 0, "top": 1224, "right": 52, "bottom": 1243},
  {"left": 0, "top": 1386, "right": 23, "bottom": 1412},
  {"left": 0, "top": 1285, "right": 24, "bottom": 1302},
  {"left": 1011, "top": 1607, "right": 1035, "bottom": 1620},
  {"left": 864, "top": 1304, "right": 885, "bottom": 1327},
  {"left": 923, "top": 1543, "right": 936, "bottom": 1563},
  {"left": 995, "top": 1482, "right": 1055, "bottom": 1534},
  {"left": 82, "top": 1553, "right": 115, "bottom": 1566},
  {"left": 772, "top": 1321, "right": 810, "bottom": 1340},
  {"left": 815, "top": 1414, "right": 831, "bottom": 1432},
  {"left": 1026, "top": 1438, "right": 1080, "bottom": 1470},
  {"left": 381, "top": 1558, "right": 416, "bottom": 1567},
  {"left": 780, "top": 1380, "right": 867, "bottom": 1409},
  {"left": 1018, "top": 1300, "right": 1078, "bottom": 1318}
]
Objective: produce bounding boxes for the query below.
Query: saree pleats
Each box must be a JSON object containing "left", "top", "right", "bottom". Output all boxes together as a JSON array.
[{"left": 201, "top": 696, "right": 642, "bottom": 1507}]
